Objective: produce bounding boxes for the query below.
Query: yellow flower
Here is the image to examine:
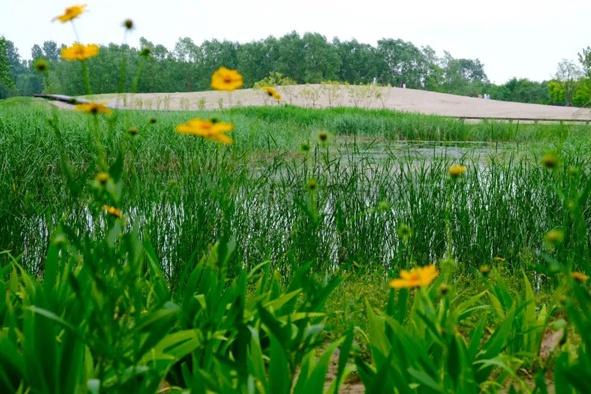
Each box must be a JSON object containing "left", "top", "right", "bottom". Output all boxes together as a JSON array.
[
  {"left": 389, "top": 264, "right": 439, "bottom": 289},
  {"left": 95, "top": 172, "right": 110, "bottom": 185},
  {"left": 261, "top": 86, "right": 281, "bottom": 101},
  {"left": 54, "top": 4, "right": 86, "bottom": 23},
  {"left": 34, "top": 59, "right": 49, "bottom": 72},
  {"left": 103, "top": 205, "right": 123, "bottom": 219},
  {"left": 211, "top": 67, "right": 243, "bottom": 91},
  {"left": 479, "top": 264, "right": 491, "bottom": 276},
  {"left": 75, "top": 102, "right": 112, "bottom": 115},
  {"left": 572, "top": 271, "right": 589, "bottom": 283},
  {"left": 123, "top": 19, "right": 134, "bottom": 30},
  {"left": 448, "top": 164, "right": 467, "bottom": 178},
  {"left": 318, "top": 131, "right": 329, "bottom": 143},
  {"left": 176, "top": 118, "right": 234, "bottom": 144},
  {"left": 61, "top": 43, "right": 99, "bottom": 61},
  {"left": 545, "top": 229, "right": 564, "bottom": 245},
  {"left": 542, "top": 153, "right": 558, "bottom": 169}
]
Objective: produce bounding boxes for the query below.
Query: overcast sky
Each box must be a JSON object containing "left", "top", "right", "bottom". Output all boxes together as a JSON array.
[{"left": 1, "top": 0, "right": 590, "bottom": 83}]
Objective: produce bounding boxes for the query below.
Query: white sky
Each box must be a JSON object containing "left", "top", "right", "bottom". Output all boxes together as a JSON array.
[{"left": 1, "top": 0, "right": 590, "bottom": 83}]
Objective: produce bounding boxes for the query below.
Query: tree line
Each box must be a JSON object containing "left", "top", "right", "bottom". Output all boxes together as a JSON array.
[{"left": 0, "top": 32, "right": 589, "bottom": 107}]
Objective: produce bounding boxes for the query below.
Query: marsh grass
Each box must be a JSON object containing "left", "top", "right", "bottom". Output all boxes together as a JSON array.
[
  {"left": 2, "top": 98, "right": 591, "bottom": 281},
  {"left": 3, "top": 96, "right": 591, "bottom": 392}
]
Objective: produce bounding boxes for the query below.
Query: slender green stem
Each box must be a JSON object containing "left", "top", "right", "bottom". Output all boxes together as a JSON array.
[
  {"left": 81, "top": 61, "right": 92, "bottom": 95},
  {"left": 131, "top": 57, "right": 146, "bottom": 93}
]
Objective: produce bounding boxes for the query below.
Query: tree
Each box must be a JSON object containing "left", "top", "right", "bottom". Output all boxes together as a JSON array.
[
  {"left": 173, "top": 37, "right": 201, "bottom": 91},
  {"left": 300, "top": 33, "right": 340, "bottom": 83},
  {"left": 420, "top": 46, "right": 444, "bottom": 91},
  {"left": 236, "top": 39, "right": 277, "bottom": 87},
  {"left": 573, "top": 78, "right": 591, "bottom": 107},
  {"left": 548, "top": 80, "right": 565, "bottom": 105},
  {"left": 554, "top": 59, "right": 583, "bottom": 106},
  {"left": 578, "top": 47, "right": 591, "bottom": 78},
  {"left": 489, "top": 78, "right": 549, "bottom": 104},
  {"left": 440, "top": 52, "right": 488, "bottom": 96},
  {"left": 333, "top": 39, "right": 380, "bottom": 84},
  {"left": 376, "top": 39, "right": 429, "bottom": 88},
  {"left": 31, "top": 45, "right": 43, "bottom": 60},
  {"left": 275, "top": 32, "right": 306, "bottom": 82},
  {"left": 0, "top": 37, "right": 16, "bottom": 98}
]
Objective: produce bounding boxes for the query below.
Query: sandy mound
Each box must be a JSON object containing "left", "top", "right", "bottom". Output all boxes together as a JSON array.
[{"left": 88, "top": 84, "right": 591, "bottom": 121}]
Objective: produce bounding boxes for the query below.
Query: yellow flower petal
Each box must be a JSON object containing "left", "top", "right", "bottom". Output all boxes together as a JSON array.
[
  {"left": 103, "top": 205, "right": 123, "bottom": 219},
  {"left": 389, "top": 264, "right": 439, "bottom": 289},
  {"left": 211, "top": 67, "right": 243, "bottom": 91},
  {"left": 261, "top": 86, "right": 281, "bottom": 101},
  {"left": 54, "top": 4, "right": 86, "bottom": 23},
  {"left": 61, "top": 43, "right": 99, "bottom": 61},
  {"left": 176, "top": 118, "right": 234, "bottom": 144},
  {"left": 572, "top": 271, "right": 589, "bottom": 283},
  {"left": 75, "top": 102, "right": 111, "bottom": 115},
  {"left": 448, "top": 164, "right": 467, "bottom": 178}
]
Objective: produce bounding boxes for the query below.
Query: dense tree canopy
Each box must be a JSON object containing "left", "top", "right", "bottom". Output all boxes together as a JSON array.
[{"left": 0, "top": 32, "right": 589, "bottom": 107}]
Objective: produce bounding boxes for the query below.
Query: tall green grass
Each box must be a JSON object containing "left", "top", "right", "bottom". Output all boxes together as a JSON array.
[
  {"left": 2, "top": 97, "right": 591, "bottom": 393},
  {"left": 2, "top": 98, "right": 591, "bottom": 279}
]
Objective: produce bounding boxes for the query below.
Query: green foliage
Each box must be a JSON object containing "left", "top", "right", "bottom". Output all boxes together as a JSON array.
[
  {"left": 573, "top": 78, "right": 591, "bottom": 107},
  {"left": 254, "top": 71, "right": 296, "bottom": 88},
  {"left": 3, "top": 23, "right": 591, "bottom": 391},
  {"left": 578, "top": 46, "right": 591, "bottom": 79},
  {"left": 4, "top": 7, "right": 591, "bottom": 393},
  {"left": 1, "top": 32, "right": 494, "bottom": 99},
  {"left": 0, "top": 234, "right": 348, "bottom": 393},
  {"left": 0, "top": 37, "right": 16, "bottom": 98},
  {"left": 355, "top": 268, "right": 554, "bottom": 393},
  {"left": 5, "top": 34, "right": 591, "bottom": 108},
  {"left": 548, "top": 80, "right": 566, "bottom": 105},
  {"left": 377, "top": 38, "right": 433, "bottom": 88},
  {"left": 4, "top": 100, "right": 591, "bottom": 276},
  {"left": 488, "top": 78, "right": 550, "bottom": 105}
]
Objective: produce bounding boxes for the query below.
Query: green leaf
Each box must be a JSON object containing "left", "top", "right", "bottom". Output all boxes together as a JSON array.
[
  {"left": 296, "top": 339, "right": 343, "bottom": 394},
  {"left": 407, "top": 367, "right": 444, "bottom": 393},
  {"left": 269, "top": 335, "right": 291, "bottom": 394},
  {"left": 141, "top": 329, "right": 201, "bottom": 365}
]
